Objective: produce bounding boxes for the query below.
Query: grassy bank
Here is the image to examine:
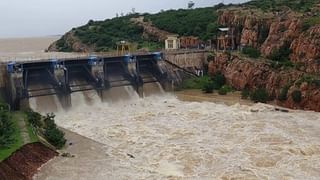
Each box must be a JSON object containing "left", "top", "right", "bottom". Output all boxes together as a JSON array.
[
  {"left": 0, "top": 112, "right": 23, "bottom": 161},
  {"left": 0, "top": 111, "right": 38, "bottom": 161}
]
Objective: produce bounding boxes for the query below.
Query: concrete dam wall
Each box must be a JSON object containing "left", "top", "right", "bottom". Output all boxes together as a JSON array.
[{"left": 0, "top": 50, "right": 209, "bottom": 110}]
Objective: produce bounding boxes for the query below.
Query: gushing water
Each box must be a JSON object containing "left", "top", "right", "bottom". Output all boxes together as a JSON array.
[{"left": 30, "top": 86, "right": 320, "bottom": 179}]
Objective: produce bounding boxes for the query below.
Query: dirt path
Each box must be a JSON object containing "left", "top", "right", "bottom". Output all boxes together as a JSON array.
[{"left": 17, "top": 118, "right": 31, "bottom": 145}]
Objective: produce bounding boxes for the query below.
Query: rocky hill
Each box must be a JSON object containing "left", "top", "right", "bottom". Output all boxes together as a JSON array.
[{"left": 48, "top": 0, "right": 320, "bottom": 111}]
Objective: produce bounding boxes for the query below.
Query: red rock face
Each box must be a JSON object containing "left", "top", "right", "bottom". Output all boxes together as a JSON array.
[
  {"left": 208, "top": 53, "right": 320, "bottom": 112},
  {"left": 217, "top": 9, "right": 320, "bottom": 75},
  {"left": 217, "top": 10, "right": 272, "bottom": 48},
  {"left": 290, "top": 26, "right": 320, "bottom": 73},
  {"left": 260, "top": 12, "right": 301, "bottom": 57}
]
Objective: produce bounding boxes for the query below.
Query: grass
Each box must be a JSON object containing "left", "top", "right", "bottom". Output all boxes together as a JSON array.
[
  {"left": 0, "top": 113, "right": 23, "bottom": 161},
  {"left": 0, "top": 111, "right": 38, "bottom": 161}
]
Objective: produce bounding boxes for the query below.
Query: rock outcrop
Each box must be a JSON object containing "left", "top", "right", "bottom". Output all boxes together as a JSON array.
[
  {"left": 47, "top": 31, "right": 93, "bottom": 52},
  {"left": 290, "top": 25, "right": 320, "bottom": 73},
  {"left": 0, "top": 142, "right": 58, "bottom": 180},
  {"left": 131, "top": 17, "right": 172, "bottom": 42},
  {"left": 208, "top": 53, "right": 320, "bottom": 112},
  {"left": 217, "top": 8, "right": 274, "bottom": 48},
  {"left": 260, "top": 11, "right": 301, "bottom": 57}
]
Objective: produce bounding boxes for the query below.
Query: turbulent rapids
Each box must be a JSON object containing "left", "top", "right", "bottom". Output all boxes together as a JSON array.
[{"left": 29, "top": 84, "right": 320, "bottom": 179}]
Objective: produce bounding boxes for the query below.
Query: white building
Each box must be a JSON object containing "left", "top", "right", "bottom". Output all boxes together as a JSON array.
[{"left": 165, "top": 34, "right": 180, "bottom": 50}]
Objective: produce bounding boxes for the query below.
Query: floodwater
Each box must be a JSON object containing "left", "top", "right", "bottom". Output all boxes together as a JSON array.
[{"left": 32, "top": 88, "right": 320, "bottom": 180}]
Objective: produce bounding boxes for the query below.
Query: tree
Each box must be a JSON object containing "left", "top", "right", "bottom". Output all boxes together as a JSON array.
[
  {"left": 250, "top": 88, "right": 269, "bottom": 103},
  {"left": 0, "top": 109, "right": 14, "bottom": 148},
  {"left": 291, "top": 90, "right": 302, "bottom": 103}
]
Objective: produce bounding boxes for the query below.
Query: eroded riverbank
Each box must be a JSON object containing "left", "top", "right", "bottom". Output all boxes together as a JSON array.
[{"left": 33, "top": 92, "right": 320, "bottom": 179}]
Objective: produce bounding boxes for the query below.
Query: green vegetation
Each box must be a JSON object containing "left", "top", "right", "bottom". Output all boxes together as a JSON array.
[
  {"left": 54, "top": 0, "right": 320, "bottom": 52},
  {"left": 56, "top": 14, "right": 164, "bottom": 52},
  {"left": 296, "top": 75, "right": 320, "bottom": 88},
  {"left": 302, "top": 14, "right": 320, "bottom": 31},
  {"left": 242, "top": 46, "right": 261, "bottom": 58},
  {"left": 269, "top": 42, "right": 291, "bottom": 62},
  {"left": 75, "top": 15, "right": 145, "bottom": 52},
  {"left": 0, "top": 107, "right": 16, "bottom": 149},
  {"left": 211, "top": 72, "right": 226, "bottom": 90},
  {"left": 202, "top": 81, "right": 215, "bottom": 93},
  {"left": 0, "top": 109, "right": 39, "bottom": 161},
  {"left": 258, "top": 24, "right": 270, "bottom": 44},
  {"left": 180, "top": 72, "right": 227, "bottom": 94},
  {"left": 145, "top": 7, "right": 219, "bottom": 40},
  {"left": 0, "top": 108, "right": 22, "bottom": 161},
  {"left": 291, "top": 90, "right": 302, "bottom": 103},
  {"left": 250, "top": 88, "right": 269, "bottom": 103},
  {"left": 27, "top": 111, "right": 66, "bottom": 149},
  {"left": 267, "top": 41, "right": 295, "bottom": 69},
  {"left": 43, "top": 114, "right": 66, "bottom": 149},
  {"left": 218, "top": 85, "right": 233, "bottom": 95},
  {"left": 246, "top": 0, "right": 320, "bottom": 12},
  {"left": 55, "top": 3, "right": 233, "bottom": 51},
  {"left": 278, "top": 85, "right": 290, "bottom": 101},
  {"left": 241, "top": 88, "right": 250, "bottom": 99},
  {"left": 180, "top": 76, "right": 213, "bottom": 90}
]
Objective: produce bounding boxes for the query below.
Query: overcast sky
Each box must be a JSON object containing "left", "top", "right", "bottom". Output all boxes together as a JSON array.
[{"left": 0, "top": 0, "right": 247, "bottom": 38}]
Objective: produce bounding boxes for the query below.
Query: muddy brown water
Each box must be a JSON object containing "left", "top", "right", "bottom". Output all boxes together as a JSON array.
[{"left": 31, "top": 88, "right": 320, "bottom": 180}]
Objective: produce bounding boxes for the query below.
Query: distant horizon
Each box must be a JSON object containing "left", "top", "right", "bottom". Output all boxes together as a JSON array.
[{"left": 0, "top": 0, "right": 247, "bottom": 38}]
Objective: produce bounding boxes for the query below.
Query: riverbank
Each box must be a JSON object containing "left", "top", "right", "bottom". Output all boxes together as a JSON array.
[
  {"left": 33, "top": 92, "right": 320, "bottom": 179},
  {"left": 175, "top": 89, "right": 253, "bottom": 106},
  {"left": 0, "top": 142, "right": 57, "bottom": 180}
]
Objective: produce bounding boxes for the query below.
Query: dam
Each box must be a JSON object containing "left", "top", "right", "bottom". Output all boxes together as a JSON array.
[
  {"left": 1, "top": 49, "right": 210, "bottom": 110},
  {"left": 3, "top": 52, "right": 176, "bottom": 110}
]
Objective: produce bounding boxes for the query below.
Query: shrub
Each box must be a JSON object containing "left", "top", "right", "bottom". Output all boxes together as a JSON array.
[
  {"left": 27, "top": 110, "right": 43, "bottom": 128},
  {"left": 268, "top": 42, "right": 291, "bottom": 62},
  {"left": 291, "top": 90, "right": 302, "bottom": 103},
  {"left": 242, "top": 46, "right": 261, "bottom": 58},
  {"left": 302, "top": 16, "right": 320, "bottom": 31},
  {"left": 207, "top": 53, "right": 214, "bottom": 61},
  {"left": 218, "top": 85, "right": 233, "bottom": 95},
  {"left": 258, "top": 25, "right": 269, "bottom": 44},
  {"left": 44, "top": 127, "right": 66, "bottom": 149},
  {"left": 211, "top": 72, "right": 226, "bottom": 90},
  {"left": 250, "top": 88, "right": 269, "bottom": 103},
  {"left": 278, "top": 85, "right": 290, "bottom": 101},
  {"left": 241, "top": 89, "right": 250, "bottom": 99},
  {"left": 27, "top": 111, "right": 66, "bottom": 149},
  {"left": 181, "top": 76, "right": 213, "bottom": 89},
  {"left": 43, "top": 114, "right": 66, "bottom": 149},
  {"left": 202, "top": 83, "right": 214, "bottom": 93},
  {"left": 0, "top": 109, "right": 14, "bottom": 148}
]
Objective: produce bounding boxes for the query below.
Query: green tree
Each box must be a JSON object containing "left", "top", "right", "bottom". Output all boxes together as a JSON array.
[
  {"left": 291, "top": 90, "right": 302, "bottom": 103},
  {"left": 250, "top": 88, "right": 269, "bottom": 103},
  {"left": 0, "top": 109, "right": 14, "bottom": 148},
  {"left": 242, "top": 46, "right": 261, "bottom": 58}
]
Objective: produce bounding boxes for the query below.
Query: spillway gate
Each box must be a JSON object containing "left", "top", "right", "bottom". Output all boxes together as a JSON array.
[{"left": 5, "top": 52, "right": 170, "bottom": 109}]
